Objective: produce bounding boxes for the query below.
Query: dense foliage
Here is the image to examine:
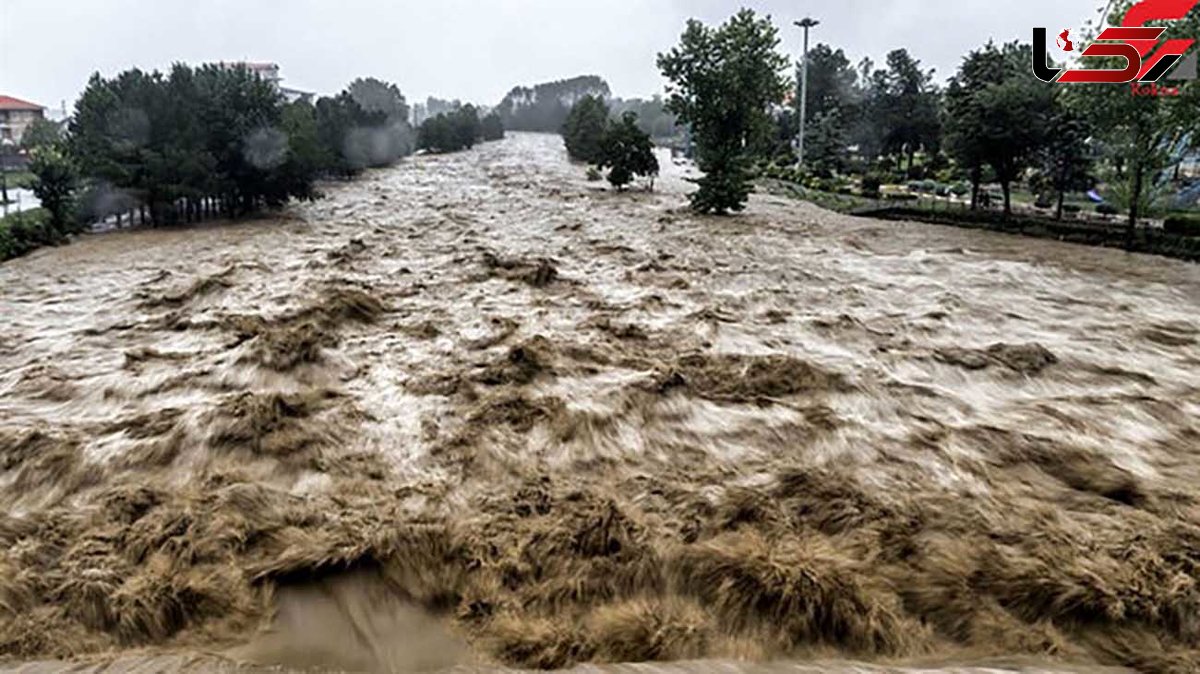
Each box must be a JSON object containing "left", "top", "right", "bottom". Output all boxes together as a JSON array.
[
  {"left": 747, "top": 0, "right": 1197, "bottom": 242},
  {"left": 20, "top": 118, "right": 63, "bottom": 153},
  {"left": 28, "top": 145, "right": 80, "bottom": 233},
  {"left": 944, "top": 42, "right": 1051, "bottom": 214},
  {"left": 0, "top": 209, "right": 58, "bottom": 261},
  {"left": 598, "top": 112, "right": 659, "bottom": 190},
  {"left": 562, "top": 96, "right": 610, "bottom": 164},
  {"left": 416, "top": 105, "right": 481, "bottom": 154},
  {"left": 658, "top": 9, "right": 790, "bottom": 214},
  {"left": 68, "top": 65, "right": 415, "bottom": 226},
  {"left": 1071, "top": 1, "right": 1200, "bottom": 235},
  {"left": 481, "top": 112, "right": 505, "bottom": 141}
]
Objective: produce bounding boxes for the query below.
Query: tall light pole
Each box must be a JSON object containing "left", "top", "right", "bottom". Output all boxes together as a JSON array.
[
  {"left": 794, "top": 17, "right": 819, "bottom": 167},
  {"left": 0, "top": 138, "right": 13, "bottom": 218}
]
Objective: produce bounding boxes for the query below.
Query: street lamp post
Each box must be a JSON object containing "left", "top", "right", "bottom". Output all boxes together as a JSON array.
[
  {"left": 0, "top": 138, "right": 13, "bottom": 218},
  {"left": 794, "top": 17, "right": 820, "bottom": 167}
]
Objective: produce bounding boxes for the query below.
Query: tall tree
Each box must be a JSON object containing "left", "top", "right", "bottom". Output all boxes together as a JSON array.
[
  {"left": 944, "top": 41, "right": 1051, "bottom": 215},
  {"left": 658, "top": 9, "right": 790, "bottom": 214},
  {"left": 481, "top": 112, "right": 505, "bottom": 141},
  {"left": 599, "top": 111, "right": 659, "bottom": 190},
  {"left": 562, "top": 95, "right": 610, "bottom": 164},
  {"left": 871, "top": 49, "right": 941, "bottom": 174},
  {"left": 1037, "top": 97, "right": 1094, "bottom": 220},
  {"left": 29, "top": 144, "right": 80, "bottom": 234},
  {"left": 1076, "top": 1, "right": 1200, "bottom": 241}
]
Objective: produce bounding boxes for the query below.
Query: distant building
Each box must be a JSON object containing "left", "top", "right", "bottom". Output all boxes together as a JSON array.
[
  {"left": 0, "top": 95, "right": 46, "bottom": 144},
  {"left": 217, "top": 62, "right": 314, "bottom": 104}
]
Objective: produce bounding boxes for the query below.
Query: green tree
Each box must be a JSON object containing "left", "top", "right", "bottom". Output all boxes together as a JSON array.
[
  {"left": 347, "top": 77, "right": 410, "bottom": 123},
  {"left": 944, "top": 44, "right": 1005, "bottom": 209},
  {"left": 1037, "top": 97, "right": 1093, "bottom": 220},
  {"left": 29, "top": 144, "right": 80, "bottom": 234},
  {"left": 417, "top": 114, "right": 454, "bottom": 153},
  {"left": 20, "top": 118, "right": 62, "bottom": 153},
  {"left": 452, "top": 104, "right": 482, "bottom": 149},
  {"left": 278, "top": 100, "right": 323, "bottom": 201},
  {"left": 870, "top": 49, "right": 941, "bottom": 175},
  {"left": 562, "top": 95, "right": 610, "bottom": 163},
  {"left": 417, "top": 106, "right": 485, "bottom": 154},
  {"left": 481, "top": 112, "right": 505, "bottom": 141},
  {"left": 599, "top": 111, "right": 659, "bottom": 190},
  {"left": 344, "top": 77, "right": 414, "bottom": 166},
  {"left": 68, "top": 63, "right": 319, "bottom": 225},
  {"left": 793, "top": 44, "right": 860, "bottom": 170},
  {"left": 944, "top": 42, "right": 1050, "bottom": 215},
  {"left": 315, "top": 93, "right": 362, "bottom": 176},
  {"left": 658, "top": 9, "right": 790, "bottom": 214},
  {"left": 1075, "top": 1, "right": 1199, "bottom": 241}
]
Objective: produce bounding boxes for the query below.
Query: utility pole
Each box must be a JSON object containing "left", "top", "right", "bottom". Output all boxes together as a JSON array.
[{"left": 794, "top": 17, "right": 819, "bottom": 167}]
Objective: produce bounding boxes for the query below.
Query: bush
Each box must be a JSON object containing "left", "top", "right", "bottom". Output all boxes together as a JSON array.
[
  {"left": 1034, "top": 196, "right": 1054, "bottom": 209},
  {"left": 915, "top": 179, "right": 938, "bottom": 194},
  {"left": 417, "top": 106, "right": 483, "bottom": 154},
  {"left": 586, "top": 167, "right": 602, "bottom": 182},
  {"left": 860, "top": 174, "right": 883, "bottom": 198},
  {"left": 1096, "top": 203, "right": 1119, "bottom": 216},
  {"left": 884, "top": 192, "right": 919, "bottom": 202},
  {"left": 1062, "top": 204, "right": 1082, "bottom": 214},
  {"left": 1164, "top": 214, "right": 1200, "bottom": 236},
  {"left": 950, "top": 182, "right": 970, "bottom": 196},
  {"left": 0, "top": 209, "right": 58, "bottom": 261}
]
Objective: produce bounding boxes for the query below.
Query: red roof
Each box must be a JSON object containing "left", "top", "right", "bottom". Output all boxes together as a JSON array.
[{"left": 0, "top": 95, "right": 43, "bottom": 111}]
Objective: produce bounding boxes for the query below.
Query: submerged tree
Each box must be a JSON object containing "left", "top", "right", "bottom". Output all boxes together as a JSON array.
[
  {"left": 562, "top": 95, "right": 610, "bottom": 164},
  {"left": 658, "top": 9, "right": 790, "bottom": 214},
  {"left": 417, "top": 106, "right": 485, "bottom": 154},
  {"left": 29, "top": 144, "right": 80, "bottom": 234},
  {"left": 599, "top": 112, "right": 659, "bottom": 190}
]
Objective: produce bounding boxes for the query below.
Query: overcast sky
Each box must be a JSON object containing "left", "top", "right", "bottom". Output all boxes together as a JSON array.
[{"left": 2, "top": 0, "right": 1105, "bottom": 113}]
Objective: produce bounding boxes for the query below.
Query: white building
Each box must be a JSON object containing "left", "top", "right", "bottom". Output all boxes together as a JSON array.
[{"left": 218, "top": 62, "right": 313, "bottom": 103}]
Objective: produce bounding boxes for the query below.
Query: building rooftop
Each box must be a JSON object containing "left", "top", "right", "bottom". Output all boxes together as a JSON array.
[{"left": 0, "top": 95, "right": 45, "bottom": 111}]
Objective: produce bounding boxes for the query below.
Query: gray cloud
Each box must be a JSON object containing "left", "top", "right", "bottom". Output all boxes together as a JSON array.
[{"left": 1, "top": 0, "right": 1102, "bottom": 114}]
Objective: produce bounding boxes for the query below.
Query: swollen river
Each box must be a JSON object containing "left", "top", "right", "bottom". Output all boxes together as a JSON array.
[{"left": 1, "top": 133, "right": 1198, "bottom": 673}]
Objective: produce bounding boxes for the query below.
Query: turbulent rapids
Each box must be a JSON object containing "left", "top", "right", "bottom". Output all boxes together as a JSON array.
[{"left": 1, "top": 133, "right": 1199, "bottom": 673}]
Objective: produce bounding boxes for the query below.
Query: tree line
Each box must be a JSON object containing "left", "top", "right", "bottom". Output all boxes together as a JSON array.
[
  {"left": 5, "top": 68, "right": 428, "bottom": 259},
  {"left": 416, "top": 105, "right": 505, "bottom": 154},
  {"left": 68, "top": 69, "right": 418, "bottom": 227}
]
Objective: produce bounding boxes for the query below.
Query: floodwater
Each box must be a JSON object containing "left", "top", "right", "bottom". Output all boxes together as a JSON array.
[{"left": 1, "top": 133, "right": 1198, "bottom": 673}]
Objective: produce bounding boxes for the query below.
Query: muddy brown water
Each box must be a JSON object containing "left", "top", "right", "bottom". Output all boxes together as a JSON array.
[{"left": 1, "top": 133, "right": 1198, "bottom": 673}]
